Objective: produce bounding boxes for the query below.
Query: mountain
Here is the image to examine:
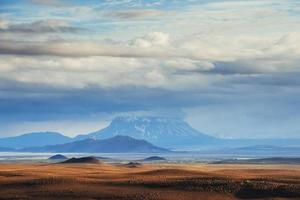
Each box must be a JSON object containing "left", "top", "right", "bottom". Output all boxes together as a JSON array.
[
  {"left": 0, "top": 147, "right": 15, "bottom": 152},
  {"left": 0, "top": 132, "right": 72, "bottom": 149},
  {"left": 21, "top": 135, "right": 170, "bottom": 153},
  {"left": 75, "top": 116, "right": 218, "bottom": 148},
  {"left": 2, "top": 117, "right": 299, "bottom": 151}
]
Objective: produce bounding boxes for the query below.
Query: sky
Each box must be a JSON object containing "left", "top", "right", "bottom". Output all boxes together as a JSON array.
[{"left": 0, "top": 0, "right": 300, "bottom": 139}]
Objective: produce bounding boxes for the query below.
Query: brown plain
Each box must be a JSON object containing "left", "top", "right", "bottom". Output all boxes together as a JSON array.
[{"left": 0, "top": 162, "right": 299, "bottom": 200}]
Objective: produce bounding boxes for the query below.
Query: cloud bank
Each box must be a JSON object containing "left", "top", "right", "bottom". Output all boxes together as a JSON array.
[{"left": 0, "top": 0, "right": 299, "bottom": 138}]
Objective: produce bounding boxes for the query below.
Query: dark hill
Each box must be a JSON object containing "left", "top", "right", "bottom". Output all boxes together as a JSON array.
[
  {"left": 142, "top": 156, "right": 167, "bottom": 162},
  {"left": 124, "top": 162, "right": 142, "bottom": 168},
  {"left": 48, "top": 154, "right": 68, "bottom": 160},
  {"left": 61, "top": 157, "right": 101, "bottom": 164}
]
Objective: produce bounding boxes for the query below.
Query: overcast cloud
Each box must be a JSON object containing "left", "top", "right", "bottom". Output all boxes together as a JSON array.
[{"left": 0, "top": 0, "right": 299, "bottom": 138}]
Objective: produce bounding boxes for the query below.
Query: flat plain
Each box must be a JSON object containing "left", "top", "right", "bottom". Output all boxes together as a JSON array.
[{"left": 0, "top": 162, "right": 299, "bottom": 200}]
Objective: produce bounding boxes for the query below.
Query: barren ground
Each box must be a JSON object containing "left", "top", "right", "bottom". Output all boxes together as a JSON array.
[{"left": 0, "top": 162, "right": 299, "bottom": 200}]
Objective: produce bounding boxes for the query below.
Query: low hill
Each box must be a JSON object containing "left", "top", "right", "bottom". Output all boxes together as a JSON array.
[
  {"left": 142, "top": 156, "right": 167, "bottom": 162},
  {"left": 61, "top": 157, "right": 101, "bottom": 164},
  {"left": 48, "top": 154, "right": 68, "bottom": 160},
  {"left": 21, "top": 135, "right": 170, "bottom": 153},
  {"left": 123, "top": 162, "right": 142, "bottom": 168}
]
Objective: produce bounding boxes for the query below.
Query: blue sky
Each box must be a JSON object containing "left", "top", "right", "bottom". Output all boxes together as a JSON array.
[{"left": 0, "top": 0, "right": 300, "bottom": 139}]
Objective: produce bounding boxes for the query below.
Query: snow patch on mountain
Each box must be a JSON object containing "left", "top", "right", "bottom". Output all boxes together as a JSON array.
[{"left": 75, "top": 116, "right": 218, "bottom": 147}]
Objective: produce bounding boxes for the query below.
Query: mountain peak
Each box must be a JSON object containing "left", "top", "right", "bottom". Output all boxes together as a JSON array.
[
  {"left": 76, "top": 116, "right": 217, "bottom": 147},
  {"left": 112, "top": 116, "right": 183, "bottom": 123}
]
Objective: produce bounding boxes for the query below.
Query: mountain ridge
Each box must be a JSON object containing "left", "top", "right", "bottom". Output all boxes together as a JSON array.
[
  {"left": 0, "top": 117, "right": 300, "bottom": 150},
  {"left": 21, "top": 135, "right": 170, "bottom": 153},
  {"left": 0, "top": 132, "right": 72, "bottom": 149}
]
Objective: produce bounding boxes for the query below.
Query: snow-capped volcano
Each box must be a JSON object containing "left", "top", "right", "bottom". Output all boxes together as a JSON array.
[{"left": 75, "top": 116, "right": 218, "bottom": 147}]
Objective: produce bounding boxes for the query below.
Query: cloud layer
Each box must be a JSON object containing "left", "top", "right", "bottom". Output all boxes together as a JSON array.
[
  {"left": 0, "top": 0, "right": 299, "bottom": 138},
  {"left": 0, "top": 19, "right": 84, "bottom": 33}
]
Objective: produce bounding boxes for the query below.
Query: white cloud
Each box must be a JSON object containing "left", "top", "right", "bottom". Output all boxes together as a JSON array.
[
  {"left": 0, "top": 119, "right": 109, "bottom": 137},
  {"left": 0, "top": 19, "right": 84, "bottom": 33},
  {"left": 0, "top": 55, "right": 216, "bottom": 90},
  {"left": 1, "top": 30, "right": 300, "bottom": 91},
  {"left": 0, "top": 0, "right": 300, "bottom": 92},
  {"left": 104, "top": 9, "right": 169, "bottom": 19},
  {"left": 0, "top": 19, "right": 9, "bottom": 29},
  {"left": 30, "top": 0, "right": 65, "bottom": 7},
  {"left": 2, "top": 31, "right": 300, "bottom": 61},
  {"left": 1, "top": 0, "right": 300, "bottom": 138},
  {"left": 131, "top": 32, "right": 170, "bottom": 47}
]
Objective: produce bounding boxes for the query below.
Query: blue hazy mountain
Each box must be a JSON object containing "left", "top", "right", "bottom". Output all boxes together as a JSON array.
[
  {"left": 74, "top": 116, "right": 218, "bottom": 148},
  {"left": 74, "top": 116, "right": 300, "bottom": 149},
  {"left": 0, "top": 147, "right": 15, "bottom": 152},
  {"left": 48, "top": 154, "right": 68, "bottom": 160},
  {"left": 21, "top": 135, "right": 170, "bottom": 153},
  {"left": 0, "top": 132, "right": 72, "bottom": 149}
]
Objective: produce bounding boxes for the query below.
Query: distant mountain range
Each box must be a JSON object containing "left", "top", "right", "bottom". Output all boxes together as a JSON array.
[
  {"left": 21, "top": 135, "right": 170, "bottom": 153},
  {"left": 0, "top": 116, "right": 299, "bottom": 152},
  {"left": 0, "top": 132, "right": 72, "bottom": 149},
  {"left": 74, "top": 116, "right": 300, "bottom": 149},
  {"left": 0, "top": 147, "right": 14, "bottom": 152}
]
